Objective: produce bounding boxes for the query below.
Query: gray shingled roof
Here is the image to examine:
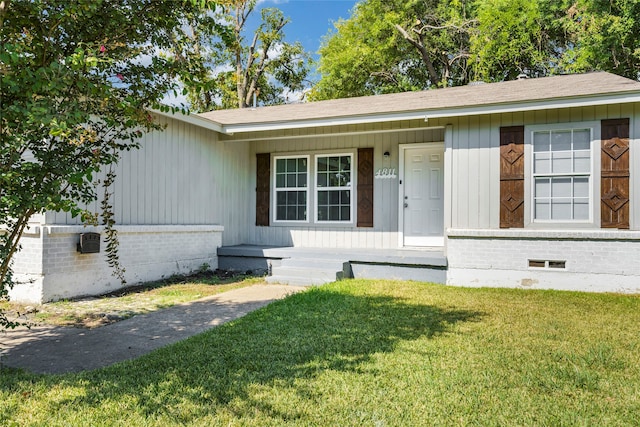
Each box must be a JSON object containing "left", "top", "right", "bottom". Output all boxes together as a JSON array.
[{"left": 198, "top": 72, "right": 640, "bottom": 127}]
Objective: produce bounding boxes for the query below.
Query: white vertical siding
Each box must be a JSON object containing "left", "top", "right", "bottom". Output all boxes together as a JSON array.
[
  {"left": 244, "top": 125, "right": 445, "bottom": 248},
  {"left": 47, "top": 116, "right": 251, "bottom": 246},
  {"left": 447, "top": 103, "right": 640, "bottom": 231}
]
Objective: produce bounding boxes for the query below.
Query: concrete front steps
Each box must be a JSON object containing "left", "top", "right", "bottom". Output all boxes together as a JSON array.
[
  {"left": 265, "top": 256, "right": 348, "bottom": 286},
  {"left": 217, "top": 245, "right": 448, "bottom": 286}
]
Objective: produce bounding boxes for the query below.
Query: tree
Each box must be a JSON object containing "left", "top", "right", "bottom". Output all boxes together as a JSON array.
[
  {"left": 312, "top": 0, "right": 639, "bottom": 100},
  {"left": 310, "top": 0, "right": 475, "bottom": 101},
  {"left": 557, "top": 0, "right": 640, "bottom": 80},
  {"left": 469, "top": 0, "right": 549, "bottom": 81},
  {"left": 0, "top": 0, "right": 211, "bottom": 329},
  {"left": 180, "top": 0, "right": 311, "bottom": 112}
]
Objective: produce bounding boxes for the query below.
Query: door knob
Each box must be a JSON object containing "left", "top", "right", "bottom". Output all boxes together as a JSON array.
[{"left": 404, "top": 202, "right": 409, "bottom": 208}]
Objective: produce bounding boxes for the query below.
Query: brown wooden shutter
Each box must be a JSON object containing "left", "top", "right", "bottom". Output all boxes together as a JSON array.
[
  {"left": 500, "top": 126, "right": 525, "bottom": 228},
  {"left": 601, "top": 118, "right": 630, "bottom": 229},
  {"left": 357, "top": 148, "right": 374, "bottom": 227},
  {"left": 255, "top": 153, "right": 270, "bottom": 226}
]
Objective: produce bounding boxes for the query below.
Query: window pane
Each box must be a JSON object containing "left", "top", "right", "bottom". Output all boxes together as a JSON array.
[
  {"left": 552, "top": 152, "right": 572, "bottom": 173},
  {"left": 286, "top": 158, "right": 296, "bottom": 172},
  {"left": 318, "top": 206, "right": 328, "bottom": 221},
  {"left": 318, "top": 190, "right": 327, "bottom": 205},
  {"left": 329, "top": 191, "right": 340, "bottom": 204},
  {"left": 573, "top": 129, "right": 590, "bottom": 150},
  {"left": 341, "top": 206, "right": 350, "bottom": 221},
  {"left": 317, "top": 173, "right": 327, "bottom": 187},
  {"left": 340, "top": 156, "right": 351, "bottom": 171},
  {"left": 298, "top": 173, "right": 307, "bottom": 188},
  {"left": 551, "top": 199, "right": 572, "bottom": 220},
  {"left": 551, "top": 130, "right": 571, "bottom": 151},
  {"left": 276, "top": 159, "right": 285, "bottom": 173},
  {"left": 340, "top": 190, "right": 350, "bottom": 204},
  {"left": 574, "top": 200, "right": 589, "bottom": 220},
  {"left": 276, "top": 190, "right": 306, "bottom": 221},
  {"left": 551, "top": 177, "right": 572, "bottom": 197},
  {"left": 573, "top": 177, "right": 589, "bottom": 198},
  {"left": 574, "top": 151, "right": 590, "bottom": 173},
  {"left": 327, "top": 173, "right": 338, "bottom": 187},
  {"left": 317, "top": 157, "right": 328, "bottom": 171},
  {"left": 329, "top": 206, "right": 340, "bottom": 220},
  {"left": 298, "top": 158, "right": 307, "bottom": 171},
  {"left": 533, "top": 132, "right": 550, "bottom": 152},
  {"left": 329, "top": 157, "right": 339, "bottom": 171},
  {"left": 534, "top": 152, "right": 551, "bottom": 174},
  {"left": 276, "top": 174, "right": 285, "bottom": 188},
  {"left": 535, "top": 178, "right": 550, "bottom": 198},
  {"left": 286, "top": 174, "right": 296, "bottom": 187},
  {"left": 535, "top": 201, "right": 550, "bottom": 220}
]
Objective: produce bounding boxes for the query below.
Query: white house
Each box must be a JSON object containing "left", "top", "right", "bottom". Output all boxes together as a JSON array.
[{"left": 11, "top": 72, "right": 640, "bottom": 302}]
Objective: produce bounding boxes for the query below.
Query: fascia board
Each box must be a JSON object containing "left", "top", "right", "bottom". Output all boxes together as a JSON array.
[
  {"left": 423, "top": 92, "right": 640, "bottom": 120},
  {"left": 150, "top": 108, "right": 223, "bottom": 133},
  {"left": 219, "top": 110, "right": 430, "bottom": 134}
]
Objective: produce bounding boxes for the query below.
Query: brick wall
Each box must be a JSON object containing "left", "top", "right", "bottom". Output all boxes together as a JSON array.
[
  {"left": 10, "top": 225, "right": 223, "bottom": 303},
  {"left": 446, "top": 229, "right": 640, "bottom": 293}
]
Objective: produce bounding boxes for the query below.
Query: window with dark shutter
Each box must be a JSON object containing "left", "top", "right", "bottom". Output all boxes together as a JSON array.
[
  {"left": 357, "top": 148, "right": 374, "bottom": 227},
  {"left": 255, "top": 153, "right": 270, "bottom": 226},
  {"left": 601, "top": 118, "right": 630, "bottom": 229},
  {"left": 500, "top": 126, "right": 525, "bottom": 228}
]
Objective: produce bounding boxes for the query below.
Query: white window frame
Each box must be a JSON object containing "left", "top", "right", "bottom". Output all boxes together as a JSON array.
[
  {"left": 272, "top": 155, "right": 310, "bottom": 224},
  {"left": 314, "top": 153, "right": 355, "bottom": 224},
  {"left": 524, "top": 121, "right": 600, "bottom": 227}
]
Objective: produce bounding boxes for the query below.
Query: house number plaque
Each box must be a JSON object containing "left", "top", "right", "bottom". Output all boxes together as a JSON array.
[{"left": 375, "top": 168, "right": 397, "bottom": 179}]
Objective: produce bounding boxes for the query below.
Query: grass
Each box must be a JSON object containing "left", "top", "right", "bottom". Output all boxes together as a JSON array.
[
  {"left": 1, "top": 271, "right": 261, "bottom": 328},
  {"left": 1, "top": 279, "right": 639, "bottom": 426}
]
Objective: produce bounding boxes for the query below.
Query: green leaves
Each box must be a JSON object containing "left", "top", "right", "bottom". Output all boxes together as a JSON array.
[
  {"left": 313, "top": 0, "right": 640, "bottom": 99},
  {"left": 1, "top": 0, "right": 220, "bottom": 314}
]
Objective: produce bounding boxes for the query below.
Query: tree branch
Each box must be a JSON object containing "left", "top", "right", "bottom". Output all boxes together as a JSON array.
[{"left": 394, "top": 24, "right": 439, "bottom": 84}]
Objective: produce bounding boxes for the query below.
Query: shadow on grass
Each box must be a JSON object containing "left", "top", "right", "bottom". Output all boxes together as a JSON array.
[{"left": 1, "top": 285, "right": 482, "bottom": 424}]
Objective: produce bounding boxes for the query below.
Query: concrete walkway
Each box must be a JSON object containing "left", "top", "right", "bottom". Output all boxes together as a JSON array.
[{"left": 0, "top": 284, "right": 305, "bottom": 375}]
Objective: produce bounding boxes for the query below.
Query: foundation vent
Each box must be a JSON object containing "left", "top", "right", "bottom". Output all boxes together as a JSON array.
[{"left": 528, "top": 260, "right": 566, "bottom": 269}]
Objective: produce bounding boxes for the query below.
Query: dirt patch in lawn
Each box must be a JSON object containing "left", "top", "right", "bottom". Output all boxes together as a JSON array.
[{"left": 2, "top": 270, "right": 264, "bottom": 329}]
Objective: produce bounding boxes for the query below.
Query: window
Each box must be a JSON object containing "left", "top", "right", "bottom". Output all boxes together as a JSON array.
[
  {"left": 532, "top": 128, "right": 591, "bottom": 221},
  {"left": 316, "top": 154, "right": 353, "bottom": 222},
  {"left": 274, "top": 156, "right": 308, "bottom": 222}
]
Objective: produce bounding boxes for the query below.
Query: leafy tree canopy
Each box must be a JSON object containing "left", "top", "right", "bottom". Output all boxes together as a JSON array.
[
  {"left": 311, "top": 0, "right": 640, "bottom": 100},
  {"left": 178, "top": 0, "right": 311, "bottom": 112},
  {"left": 0, "top": 0, "right": 215, "bottom": 328}
]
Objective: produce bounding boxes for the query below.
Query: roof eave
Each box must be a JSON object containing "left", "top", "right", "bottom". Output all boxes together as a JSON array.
[
  {"left": 423, "top": 91, "right": 640, "bottom": 120},
  {"left": 151, "top": 108, "right": 224, "bottom": 133},
  {"left": 216, "top": 91, "right": 640, "bottom": 134}
]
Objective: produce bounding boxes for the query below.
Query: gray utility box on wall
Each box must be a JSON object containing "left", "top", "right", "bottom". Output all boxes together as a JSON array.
[{"left": 77, "top": 232, "right": 101, "bottom": 254}]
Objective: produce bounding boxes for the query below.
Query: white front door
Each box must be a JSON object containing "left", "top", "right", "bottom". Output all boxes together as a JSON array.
[{"left": 401, "top": 145, "right": 445, "bottom": 247}]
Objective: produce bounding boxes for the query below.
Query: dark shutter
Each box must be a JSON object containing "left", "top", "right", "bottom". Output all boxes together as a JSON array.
[
  {"left": 357, "top": 148, "right": 374, "bottom": 227},
  {"left": 255, "top": 153, "right": 270, "bottom": 226},
  {"left": 601, "top": 118, "right": 630, "bottom": 229},
  {"left": 500, "top": 126, "right": 525, "bottom": 228}
]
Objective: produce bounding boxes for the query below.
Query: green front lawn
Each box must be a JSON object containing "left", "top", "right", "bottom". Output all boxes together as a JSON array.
[{"left": 1, "top": 280, "right": 639, "bottom": 426}]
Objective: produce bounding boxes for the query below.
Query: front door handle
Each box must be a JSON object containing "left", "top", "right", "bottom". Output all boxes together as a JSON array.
[{"left": 404, "top": 202, "right": 409, "bottom": 208}]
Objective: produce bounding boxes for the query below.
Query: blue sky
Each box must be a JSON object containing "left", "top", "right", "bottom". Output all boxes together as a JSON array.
[{"left": 254, "top": 0, "right": 358, "bottom": 57}]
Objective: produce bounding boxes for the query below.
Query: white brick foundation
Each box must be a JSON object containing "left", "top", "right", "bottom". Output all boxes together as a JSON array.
[
  {"left": 446, "top": 229, "right": 640, "bottom": 293},
  {"left": 10, "top": 225, "right": 223, "bottom": 303}
]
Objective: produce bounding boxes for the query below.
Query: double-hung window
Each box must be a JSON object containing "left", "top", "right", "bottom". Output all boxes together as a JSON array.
[
  {"left": 316, "top": 154, "right": 353, "bottom": 222},
  {"left": 532, "top": 128, "right": 592, "bottom": 221},
  {"left": 274, "top": 156, "right": 308, "bottom": 222}
]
